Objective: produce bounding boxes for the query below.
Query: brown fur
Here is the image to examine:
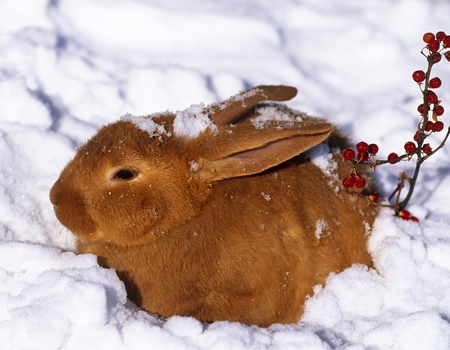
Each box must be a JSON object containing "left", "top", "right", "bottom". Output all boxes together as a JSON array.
[{"left": 50, "top": 85, "right": 377, "bottom": 327}]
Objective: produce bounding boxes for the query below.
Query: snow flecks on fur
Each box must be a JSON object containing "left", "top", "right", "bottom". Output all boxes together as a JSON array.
[
  {"left": 315, "top": 219, "right": 330, "bottom": 240},
  {"left": 121, "top": 112, "right": 171, "bottom": 140},
  {"left": 261, "top": 192, "right": 271, "bottom": 201},
  {"left": 122, "top": 104, "right": 219, "bottom": 140},
  {"left": 363, "top": 221, "right": 372, "bottom": 236},
  {"left": 189, "top": 160, "right": 199, "bottom": 171},
  {"left": 174, "top": 103, "right": 218, "bottom": 138},
  {"left": 251, "top": 105, "right": 303, "bottom": 129},
  {"left": 217, "top": 87, "right": 262, "bottom": 110}
]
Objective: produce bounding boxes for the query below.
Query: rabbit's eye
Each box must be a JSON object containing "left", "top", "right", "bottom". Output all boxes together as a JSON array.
[{"left": 113, "top": 169, "right": 137, "bottom": 181}]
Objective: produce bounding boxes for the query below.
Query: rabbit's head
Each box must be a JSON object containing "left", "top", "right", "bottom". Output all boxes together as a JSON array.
[{"left": 50, "top": 86, "right": 333, "bottom": 247}]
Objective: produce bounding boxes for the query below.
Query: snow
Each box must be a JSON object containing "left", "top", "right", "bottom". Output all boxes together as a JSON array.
[
  {"left": 1, "top": 0, "right": 450, "bottom": 349},
  {"left": 121, "top": 112, "right": 172, "bottom": 140},
  {"left": 306, "top": 143, "right": 339, "bottom": 176},
  {"left": 314, "top": 219, "right": 329, "bottom": 241},
  {"left": 173, "top": 103, "right": 218, "bottom": 138},
  {"left": 261, "top": 192, "right": 271, "bottom": 201},
  {"left": 251, "top": 105, "right": 303, "bottom": 129}
]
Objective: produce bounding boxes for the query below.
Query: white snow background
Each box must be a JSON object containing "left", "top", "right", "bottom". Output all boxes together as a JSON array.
[{"left": 1, "top": 0, "right": 450, "bottom": 349}]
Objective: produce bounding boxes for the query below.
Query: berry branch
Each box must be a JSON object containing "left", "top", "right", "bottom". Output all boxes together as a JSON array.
[{"left": 342, "top": 31, "right": 450, "bottom": 221}]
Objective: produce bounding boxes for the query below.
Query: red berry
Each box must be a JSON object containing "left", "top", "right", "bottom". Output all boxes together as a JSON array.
[
  {"left": 445, "top": 51, "right": 450, "bottom": 62},
  {"left": 343, "top": 148, "right": 355, "bottom": 161},
  {"left": 433, "top": 121, "right": 444, "bottom": 132},
  {"left": 423, "top": 32, "right": 436, "bottom": 44},
  {"left": 428, "top": 40, "right": 440, "bottom": 53},
  {"left": 427, "top": 90, "right": 439, "bottom": 104},
  {"left": 429, "top": 77, "right": 442, "bottom": 89},
  {"left": 436, "top": 31, "right": 446, "bottom": 42},
  {"left": 430, "top": 52, "right": 442, "bottom": 63},
  {"left": 399, "top": 209, "right": 410, "bottom": 220},
  {"left": 412, "top": 70, "right": 426, "bottom": 83},
  {"left": 358, "top": 152, "right": 370, "bottom": 162},
  {"left": 417, "top": 104, "right": 426, "bottom": 115},
  {"left": 343, "top": 176, "right": 355, "bottom": 188},
  {"left": 413, "top": 131, "right": 420, "bottom": 141},
  {"left": 435, "top": 105, "right": 444, "bottom": 116},
  {"left": 356, "top": 141, "right": 369, "bottom": 153},
  {"left": 404, "top": 141, "right": 417, "bottom": 153},
  {"left": 368, "top": 143, "right": 379, "bottom": 155},
  {"left": 355, "top": 176, "right": 366, "bottom": 189},
  {"left": 368, "top": 193, "right": 379, "bottom": 203},
  {"left": 388, "top": 152, "right": 399, "bottom": 164},
  {"left": 410, "top": 216, "right": 419, "bottom": 223},
  {"left": 425, "top": 121, "right": 434, "bottom": 131},
  {"left": 443, "top": 35, "right": 450, "bottom": 48},
  {"left": 422, "top": 143, "right": 432, "bottom": 155}
]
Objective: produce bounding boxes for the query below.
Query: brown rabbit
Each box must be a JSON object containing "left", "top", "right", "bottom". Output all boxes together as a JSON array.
[{"left": 50, "top": 85, "right": 377, "bottom": 327}]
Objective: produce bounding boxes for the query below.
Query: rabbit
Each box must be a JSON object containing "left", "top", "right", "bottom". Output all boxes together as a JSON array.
[{"left": 50, "top": 85, "right": 378, "bottom": 327}]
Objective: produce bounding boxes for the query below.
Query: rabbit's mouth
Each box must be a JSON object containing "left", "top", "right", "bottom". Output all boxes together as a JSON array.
[
  {"left": 50, "top": 182, "right": 98, "bottom": 240},
  {"left": 53, "top": 198, "right": 98, "bottom": 241}
]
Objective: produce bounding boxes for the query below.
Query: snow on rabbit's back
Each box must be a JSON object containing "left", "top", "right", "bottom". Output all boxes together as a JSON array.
[{"left": 49, "top": 85, "right": 377, "bottom": 327}]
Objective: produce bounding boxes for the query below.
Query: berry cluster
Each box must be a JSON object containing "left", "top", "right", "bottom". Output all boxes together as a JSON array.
[
  {"left": 342, "top": 141, "right": 379, "bottom": 189},
  {"left": 341, "top": 31, "right": 450, "bottom": 220}
]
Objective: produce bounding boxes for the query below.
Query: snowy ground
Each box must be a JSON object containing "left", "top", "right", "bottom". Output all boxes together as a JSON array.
[{"left": 1, "top": 0, "right": 450, "bottom": 349}]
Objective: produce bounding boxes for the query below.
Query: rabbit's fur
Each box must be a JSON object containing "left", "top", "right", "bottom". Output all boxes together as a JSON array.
[{"left": 50, "top": 85, "right": 377, "bottom": 327}]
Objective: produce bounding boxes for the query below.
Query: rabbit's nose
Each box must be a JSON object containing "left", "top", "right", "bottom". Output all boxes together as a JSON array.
[{"left": 49, "top": 182, "right": 61, "bottom": 206}]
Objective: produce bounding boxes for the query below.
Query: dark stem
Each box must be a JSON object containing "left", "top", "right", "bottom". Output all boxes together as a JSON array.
[
  {"left": 396, "top": 160, "right": 422, "bottom": 212},
  {"left": 393, "top": 55, "right": 434, "bottom": 213}
]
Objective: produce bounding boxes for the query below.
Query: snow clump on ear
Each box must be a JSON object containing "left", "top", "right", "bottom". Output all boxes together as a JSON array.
[{"left": 173, "top": 103, "right": 218, "bottom": 138}]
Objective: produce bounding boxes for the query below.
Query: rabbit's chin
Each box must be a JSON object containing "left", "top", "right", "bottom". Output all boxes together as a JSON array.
[{"left": 52, "top": 210, "right": 95, "bottom": 242}]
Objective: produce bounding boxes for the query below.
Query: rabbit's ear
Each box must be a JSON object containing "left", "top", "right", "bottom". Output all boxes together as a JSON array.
[
  {"left": 196, "top": 121, "right": 332, "bottom": 182},
  {"left": 208, "top": 85, "right": 297, "bottom": 125}
]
